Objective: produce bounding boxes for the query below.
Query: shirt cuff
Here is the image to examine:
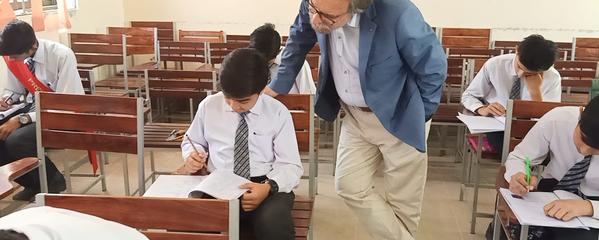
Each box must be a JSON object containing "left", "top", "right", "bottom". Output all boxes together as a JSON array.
[
  {"left": 27, "top": 112, "right": 36, "bottom": 123},
  {"left": 590, "top": 200, "right": 599, "bottom": 219},
  {"left": 466, "top": 102, "right": 485, "bottom": 114}
]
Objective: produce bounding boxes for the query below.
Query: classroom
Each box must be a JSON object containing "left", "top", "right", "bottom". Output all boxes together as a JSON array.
[{"left": 0, "top": 0, "right": 598, "bottom": 240}]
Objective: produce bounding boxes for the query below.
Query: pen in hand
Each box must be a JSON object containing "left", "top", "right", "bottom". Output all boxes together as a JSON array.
[{"left": 185, "top": 134, "right": 209, "bottom": 175}]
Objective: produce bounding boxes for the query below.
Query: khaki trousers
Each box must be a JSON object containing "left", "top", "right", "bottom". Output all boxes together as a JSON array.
[{"left": 335, "top": 105, "right": 431, "bottom": 240}]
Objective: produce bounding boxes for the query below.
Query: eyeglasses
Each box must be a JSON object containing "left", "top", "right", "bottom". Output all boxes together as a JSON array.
[{"left": 306, "top": 0, "right": 347, "bottom": 25}]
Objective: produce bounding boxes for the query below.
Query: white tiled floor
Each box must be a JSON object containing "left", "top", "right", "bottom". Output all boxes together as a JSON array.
[{"left": 2, "top": 132, "right": 499, "bottom": 240}]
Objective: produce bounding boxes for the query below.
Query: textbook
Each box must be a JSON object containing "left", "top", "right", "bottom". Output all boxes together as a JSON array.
[{"left": 499, "top": 188, "right": 599, "bottom": 230}]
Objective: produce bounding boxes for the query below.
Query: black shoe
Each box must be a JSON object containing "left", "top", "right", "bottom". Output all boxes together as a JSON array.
[{"left": 12, "top": 188, "right": 40, "bottom": 202}]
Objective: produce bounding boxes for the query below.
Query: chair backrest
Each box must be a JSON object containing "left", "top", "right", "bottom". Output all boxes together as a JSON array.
[
  {"left": 305, "top": 55, "right": 320, "bottom": 83},
  {"left": 440, "top": 28, "right": 491, "bottom": 49},
  {"left": 158, "top": 40, "right": 208, "bottom": 65},
  {"left": 502, "top": 100, "right": 585, "bottom": 162},
  {"left": 573, "top": 37, "right": 599, "bottom": 61},
  {"left": 494, "top": 41, "right": 572, "bottom": 60},
  {"left": 78, "top": 69, "right": 96, "bottom": 95},
  {"left": 226, "top": 34, "right": 250, "bottom": 43},
  {"left": 443, "top": 58, "right": 469, "bottom": 104},
  {"left": 36, "top": 92, "right": 143, "bottom": 155},
  {"left": 179, "top": 30, "right": 225, "bottom": 43},
  {"left": 275, "top": 94, "right": 315, "bottom": 153},
  {"left": 131, "top": 21, "right": 175, "bottom": 41},
  {"left": 446, "top": 48, "right": 503, "bottom": 59},
  {"left": 207, "top": 42, "right": 248, "bottom": 65},
  {"left": 70, "top": 33, "right": 126, "bottom": 66},
  {"left": 554, "top": 60, "right": 599, "bottom": 81},
  {"left": 37, "top": 194, "right": 239, "bottom": 240},
  {"left": 108, "top": 27, "right": 157, "bottom": 56}
]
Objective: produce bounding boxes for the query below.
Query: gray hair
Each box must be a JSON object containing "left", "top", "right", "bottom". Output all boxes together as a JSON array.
[{"left": 349, "top": 0, "right": 373, "bottom": 13}]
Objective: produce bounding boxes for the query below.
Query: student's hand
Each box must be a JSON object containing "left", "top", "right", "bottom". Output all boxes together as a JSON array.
[
  {"left": 524, "top": 73, "right": 544, "bottom": 101},
  {"left": 240, "top": 182, "right": 271, "bottom": 211},
  {"left": 509, "top": 172, "right": 538, "bottom": 197},
  {"left": 544, "top": 199, "right": 594, "bottom": 221},
  {"left": 182, "top": 151, "right": 208, "bottom": 174},
  {"left": 0, "top": 116, "right": 21, "bottom": 140},
  {"left": 476, "top": 102, "right": 506, "bottom": 116},
  {"left": 0, "top": 97, "right": 11, "bottom": 111},
  {"left": 262, "top": 86, "right": 279, "bottom": 97}
]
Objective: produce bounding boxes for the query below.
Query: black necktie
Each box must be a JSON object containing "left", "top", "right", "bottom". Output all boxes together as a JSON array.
[{"left": 554, "top": 155, "right": 593, "bottom": 197}]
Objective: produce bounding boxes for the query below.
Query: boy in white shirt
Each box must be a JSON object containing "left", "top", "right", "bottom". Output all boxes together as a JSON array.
[
  {"left": 505, "top": 96, "right": 599, "bottom": 239},
  {"left": 180, "top": 48, "right": 303, "bottom": 240}
]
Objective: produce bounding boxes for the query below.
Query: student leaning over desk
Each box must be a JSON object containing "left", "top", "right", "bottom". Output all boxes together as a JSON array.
[{"left": 504, "top": 96, "right": 599, "bottom": 240}]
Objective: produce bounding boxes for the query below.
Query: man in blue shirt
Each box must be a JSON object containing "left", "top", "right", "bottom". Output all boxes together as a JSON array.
[{"left": 264, "top": 0, "right": 446, "bottom": 239}]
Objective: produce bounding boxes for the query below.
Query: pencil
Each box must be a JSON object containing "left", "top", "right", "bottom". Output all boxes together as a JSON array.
[{"left": 185, "top": 134, "right": 209, "bottom": 175}]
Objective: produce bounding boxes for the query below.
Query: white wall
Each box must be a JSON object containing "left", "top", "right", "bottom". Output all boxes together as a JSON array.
[
  {"left": 0, "top": 0, "right": 126, "bottom": 91},
  {"left": 123, "top": 0, "right": 599, "bottom": 42}
]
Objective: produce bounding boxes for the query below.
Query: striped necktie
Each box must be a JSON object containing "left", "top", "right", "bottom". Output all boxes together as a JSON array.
[
  {"left": 26, "top": 57, "right": 35, "bottom": 74},
  {"left": 554, "top": 155, "right": 593, "bottom": 197},
  {"left": 233, "top": 112, "right": 251, "bottom": 179},
  {"left": 509, "top": 77, "right": 521, "bottom": 100}
]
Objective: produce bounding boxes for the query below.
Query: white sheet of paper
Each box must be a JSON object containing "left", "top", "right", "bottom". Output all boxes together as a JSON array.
[
  {"left": 457, "top": 113, "right": 505, "bottom": 133},
  {"left": 0, "top": 103, "right": 27, "bottom": 120},
  {"left": 192, "top": 169, "right": 252, "bottom": 200},
  {"left": 553, "top": 190, "right": 599, "bottom": 229},
  {"left": 143, "top": 175, "right": 206, "bottom": 198},
  {"left": 499, "top": 188, "right": 588, "bottom": 229}
]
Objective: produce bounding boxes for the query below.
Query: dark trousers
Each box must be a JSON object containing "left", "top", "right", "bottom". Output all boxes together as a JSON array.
[
  {"left": 239, "top": 176, "right": 295, "bottom": 240},
  {"left": 486, "top": 131, "right": 505, "bottom": 154},
  {"left": 0, "top": 107, "right": 63, "bottom": 190}
]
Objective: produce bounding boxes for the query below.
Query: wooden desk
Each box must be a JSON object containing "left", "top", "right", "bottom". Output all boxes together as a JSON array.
[{"left": 0, "top": 158, "right": 39, "bottom": 199}]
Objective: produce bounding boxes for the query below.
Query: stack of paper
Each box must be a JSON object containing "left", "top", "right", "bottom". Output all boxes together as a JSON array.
[
  {"left": 144, "top": 170, "right": 251, "bottom": 200},
  {"left": 457, "top": 113, "right": 505, "bottom": 134},
  {"left": 0, "top": 103, "right": 27, "bottom": 120}
]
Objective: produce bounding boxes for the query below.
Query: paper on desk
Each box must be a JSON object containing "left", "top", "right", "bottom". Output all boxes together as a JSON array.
[
  {"left": 457, "top": 113, "right": 505, "bottom": 134},
  {"left": 193, "top": 169, "right": 251, "bottom": 200},
  {"left": 499, "top": 188, "right": 588, "bottom": 229},
  {"left": 0, "top": 103, "right": 27, "bottom": 120},
  {"left": 143, "top": 175, "right": 206, "bottom": 198}
]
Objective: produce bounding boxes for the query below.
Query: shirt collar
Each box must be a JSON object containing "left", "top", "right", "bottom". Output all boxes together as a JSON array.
[
  {"left": 346, "top": 14, "right": 360, "bottom": 28},
  {"left": 223, "top": 93, "right": 264, "bottom": 116},
  {"left": 31, "top": 39, "right": 46, "bottom": 65}
]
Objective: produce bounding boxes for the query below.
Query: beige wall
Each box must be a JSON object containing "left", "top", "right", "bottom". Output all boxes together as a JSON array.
[{"left": 0, "top": 0, "right": 126, "bottom": 91}]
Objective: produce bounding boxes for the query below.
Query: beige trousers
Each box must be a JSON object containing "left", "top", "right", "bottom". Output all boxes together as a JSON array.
[{"left": 335, "top": 105, "right": 431, "bottom": 240}]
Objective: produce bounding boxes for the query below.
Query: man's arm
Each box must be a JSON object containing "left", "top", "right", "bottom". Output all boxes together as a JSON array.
[
  {"left": 268, "top": 1, "right": 318, "bottom": 95},
  {"left": 461, "top": 63, "right": 493, "bottom": 113},
  {"left": 266, "top": 109, "right": 304, "bottom": 193},
  {"left": 504, "top": 115, "right": 551, "bottom": 182},
  {"left": 540, "top": 70, "right": 562, "bottom": 102},
  {"left": 181, "top": 101, "right": 209, "bottom": 161},
  {"left": 395, "top": 5, "right": 447, "bottom": 121}
]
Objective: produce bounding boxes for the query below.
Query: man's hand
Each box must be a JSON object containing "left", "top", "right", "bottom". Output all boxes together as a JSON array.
[
  {"left": 509, "top": 172, "right": 538, "bottom": 197},
  {"left": 182, "top": 151, "right": 208, "bottom": 174},
  {"left": 262, "top": 86, "right": 279, "bottom": 97},
  {"left": 544, "top": 199, "right": 594, "bottom": 221},
  {"left": 476, "top": 102, "right": 506, "bottom": 116},
  {"left": 0, "top": 97, "right": 11, "bottom": 111},
  {"left": 0, "top": 116, "right": 21, "bottom": 140},
  {"left": 524, "top": 73, "right": 544, "bottom": 101},
  {"left": 240, "top": 182, "right": 271, "bottom": 211}
]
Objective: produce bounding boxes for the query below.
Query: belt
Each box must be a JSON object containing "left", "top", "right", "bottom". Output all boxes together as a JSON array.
[{"left": 357, "top": 107, "right": 372, "bottom": 112}]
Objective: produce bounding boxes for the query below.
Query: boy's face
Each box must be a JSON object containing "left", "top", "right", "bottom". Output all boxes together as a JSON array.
[
  {"left": 224, "top": 93, "right": 260, "bottom": 113},
  {"left": 573, "top": 125, "right": 599, "bottom": 156},
  {"left": 515, "top": 54, "right": 545, "bottom": 78}
]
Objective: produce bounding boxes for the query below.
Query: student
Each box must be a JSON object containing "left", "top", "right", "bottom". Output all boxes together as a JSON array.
[
  {"left": 0, "top": 206, "right": 149, "bottom": 240},
  {"left": 461, "top": 34, "right": 562, "bottom": 152},
  {"left": 0, "top": 20, "right": 84, "bottom": 201},
  {"left": 180, "top": 48, "right": 303, "bottom": 240},
  {"left": 249, "top": 23, "right": 316, "bottom": 94},
  {"left": 505, "top": 96, "right": 599, "bottom": 240}
]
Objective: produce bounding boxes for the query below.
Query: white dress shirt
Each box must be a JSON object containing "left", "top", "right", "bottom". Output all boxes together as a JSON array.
[
  {"left": 329, "top": 14, "right": 367, "bottom": 107},
  {"left": 504, "top": 106, "right": 599, "bottom": 218},
  {"left": 461, "top": 54, "right": 562, "bottom": 113},
  {"left": 0, "top": 206, "right": 148, "bottom": 240},
  {"left": 2, "top": 39, "right": 84, "bottom": 122},
  {"left": 270, "top": 47, "right": 316, "bottom": 94},
  {"left": 181, "top": 92, "right": 303, "bottom": 193}
]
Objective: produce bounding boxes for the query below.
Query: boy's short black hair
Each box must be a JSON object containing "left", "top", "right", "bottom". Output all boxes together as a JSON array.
[
  {"left": 517, "top": 34, "right": 558, "bottom": 72},
  {"left": 580, "top": 96, "right": 599, "bottom": 149},
  {"left": 219, "top": 48, "right": 269, "bottom": 98},
  {"left": 249, "top": 23, "right": 281, "bottom": 61},
  {"left": 0, "top": 230, "right": 29, "bottom": 240},
  {"left": 0, "top": 20, "right": 37, "bottom": 56}
]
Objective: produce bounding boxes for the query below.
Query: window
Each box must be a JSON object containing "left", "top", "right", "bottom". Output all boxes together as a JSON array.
[{"left": 9, "top": 0, "right": 77, "bottom": 15}]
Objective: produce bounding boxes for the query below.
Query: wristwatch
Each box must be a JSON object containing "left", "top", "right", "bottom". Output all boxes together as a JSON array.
[
  {"left": 262, "top": 179, "right": 279, "bottom": 196},
  {"left": 18, "top": 113, "right": 31, "bottom": 125}
]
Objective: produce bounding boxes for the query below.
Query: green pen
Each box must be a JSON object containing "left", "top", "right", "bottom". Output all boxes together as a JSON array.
[{"left": 525, "top": 157, "right": 531, "bottom": 186}]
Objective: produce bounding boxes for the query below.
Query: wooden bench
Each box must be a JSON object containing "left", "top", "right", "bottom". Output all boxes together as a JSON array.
[
  {"left": 179, "top": 30, "right": 225, "bottom": 43},
  {"left": 158, "top": 41, "right": 208, "bottom": 70},
  {"left": 493, "top": 40, "right": 572, "bottom": 60},
  {"left": 446, "top": 48, "right": 503, "bottom": 59},
  {"left": 38, "top": 193, "right": 240, "bottom": 240},
  {"left": 554, "top": 60, "right": 599, "bottom": 103},
  {"left": 439, "top": 28, "right": 491, "bottom": 49},
  {"left": 131, "top": 21, "right": 175, "bottom": 41},
  {"left": 107, "top": 26, "right": 159, "bottom": 73},
  {"left": 226, "top": 34, "right": 250, "bottom": 44},
  {"left": 572, "top": 37, "right": 599, "bottom": 61}
]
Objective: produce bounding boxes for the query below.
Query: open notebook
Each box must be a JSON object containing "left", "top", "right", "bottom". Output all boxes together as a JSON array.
[
  {"left": 500, "top": 188, "right": 599, "bottom": 230},
  {"left": 144, "top": 170, "right": 251, "bottom": 200}
]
